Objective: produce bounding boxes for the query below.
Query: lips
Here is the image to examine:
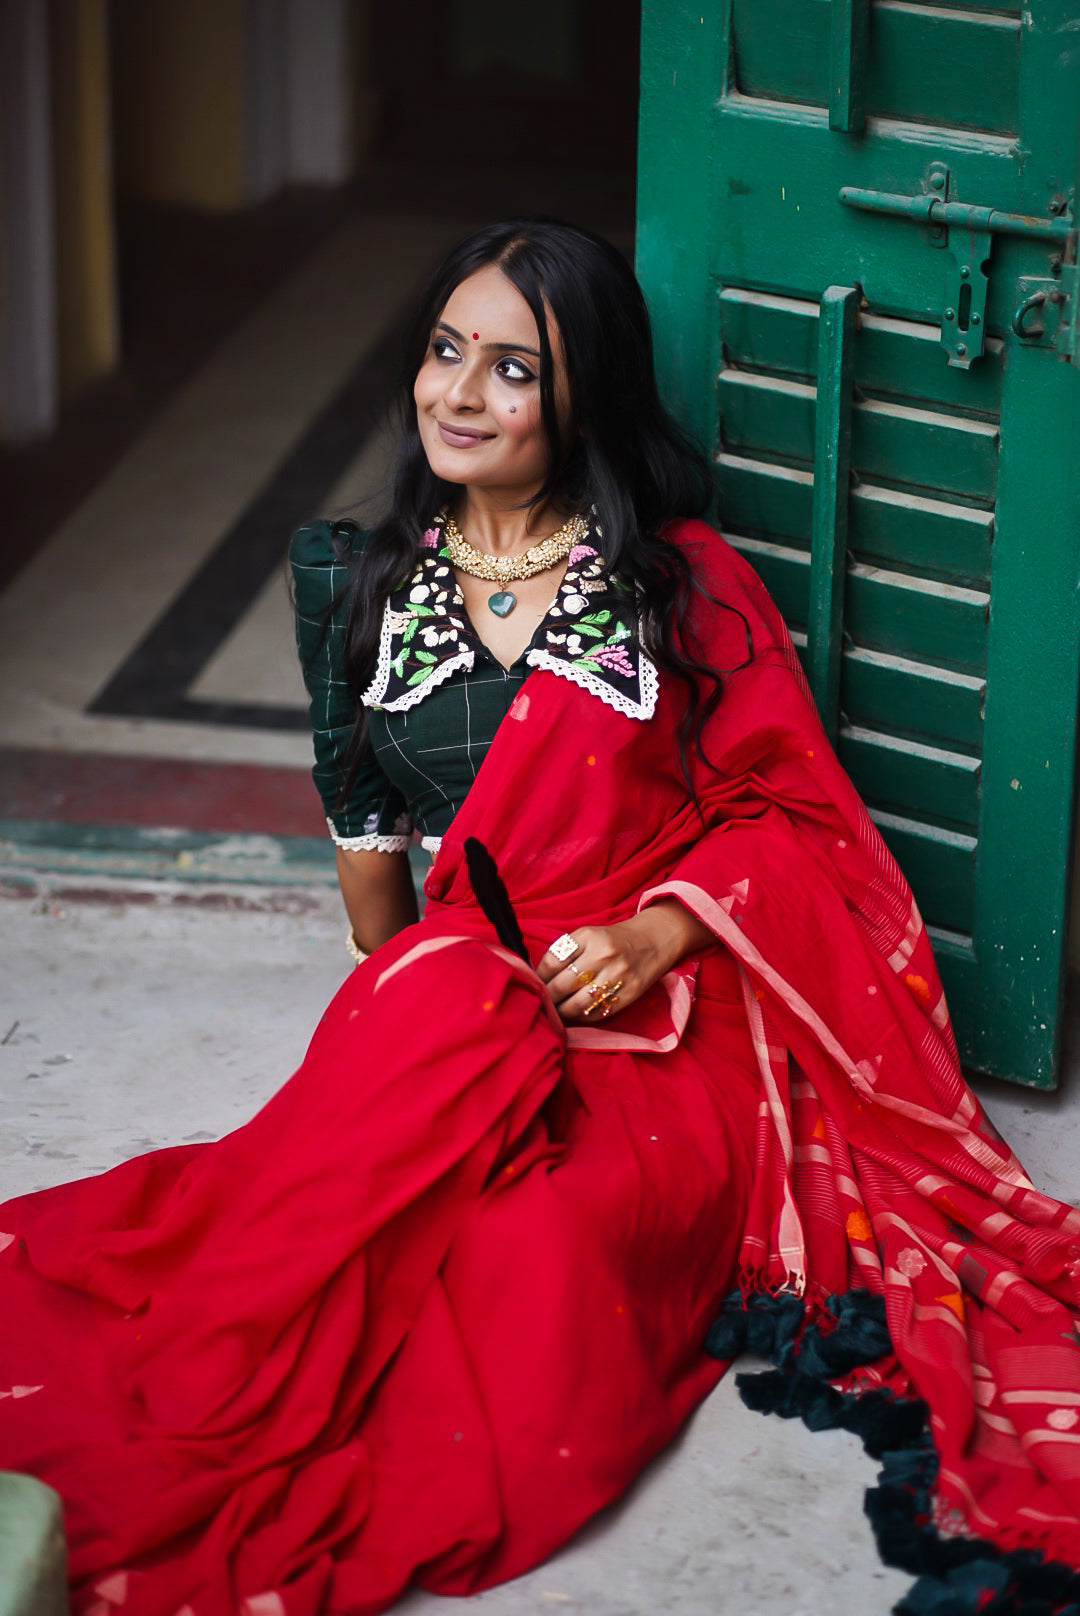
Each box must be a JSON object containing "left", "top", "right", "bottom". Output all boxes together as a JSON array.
[{"left": 436, "top": 421, "right": 495, "bottom": 449}]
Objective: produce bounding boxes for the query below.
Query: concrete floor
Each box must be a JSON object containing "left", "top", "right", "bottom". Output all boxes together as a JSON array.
[{"left": 3, "top": 870, "right": 1078, "bottom": 1616}]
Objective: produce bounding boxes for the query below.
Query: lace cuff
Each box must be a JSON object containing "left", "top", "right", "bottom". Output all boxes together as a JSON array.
[{"left": 327, "top": 817, "right": 411, "bottom": 853}]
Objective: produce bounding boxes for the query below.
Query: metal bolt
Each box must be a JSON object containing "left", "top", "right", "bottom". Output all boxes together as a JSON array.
[
  {"left": 956, "top": 343, "right": 967, "bottom": 356},
  {"left": 1048, "top": 195, "right": 1067, "bottom": 216},
  {"left": 971, "top": 313, "right": 981, "bottom": 326},
  {"left": 930, "top": 172, "right": 945, "bottom": 190},
  {"left": 960, "top": 266, "right": 970, "bottom": 279},
  {"left": 945, "top": 308, "right": 956, "bottom": 321}
]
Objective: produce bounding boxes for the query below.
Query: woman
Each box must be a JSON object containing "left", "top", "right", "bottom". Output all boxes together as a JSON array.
[{"left": 4, "top": 219, "right": 1080, "bottom": 1616}]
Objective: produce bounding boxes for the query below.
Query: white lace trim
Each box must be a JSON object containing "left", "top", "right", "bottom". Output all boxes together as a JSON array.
[
  {"left": 524, "top": 645, "right": 659, "bottom": 721},
  {"left": 362, "top": 638, "right": 475, "bottom": 714},
  {"left": 327, "top": 818, "right": 411, "bottom": 853},
  {"left": 420, "top": 835, "right": 443, "bottom": 855},
  {"left": 359, "top": 594, "right": 399, "bottom": 707}
]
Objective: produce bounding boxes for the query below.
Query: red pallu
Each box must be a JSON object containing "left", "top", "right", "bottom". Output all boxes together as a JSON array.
[{"left": 3, "top": 520, "right": 1080, "bottom": 1613}]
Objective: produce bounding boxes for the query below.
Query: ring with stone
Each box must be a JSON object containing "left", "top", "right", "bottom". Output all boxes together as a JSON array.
[
  {"left": 582, "top": 978, "right": 623, "bottom": 1017},
  {"left": 549, "top": 933, "right": 580, "bottom": 963},
  {"left": 571, "top": 965, "right": 596, "bottom": 987}
]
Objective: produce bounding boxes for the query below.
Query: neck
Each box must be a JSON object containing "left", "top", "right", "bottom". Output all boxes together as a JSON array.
[{"left": 452, "top": 494, "right": 565, "bottom": 555}]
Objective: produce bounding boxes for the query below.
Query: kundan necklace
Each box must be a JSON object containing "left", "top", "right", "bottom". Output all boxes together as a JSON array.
[{"left": 441, "top": 508, "right": 589, "bottom": 617}]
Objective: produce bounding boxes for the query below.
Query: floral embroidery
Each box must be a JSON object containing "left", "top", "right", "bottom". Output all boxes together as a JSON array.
[{"left": 362, "top": 513, "right": 658, "bottom": 719}]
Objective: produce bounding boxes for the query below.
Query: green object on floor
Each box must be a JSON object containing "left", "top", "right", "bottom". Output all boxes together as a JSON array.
[{"left": 0, "top": 1473, "right": 67, "bottom": 1616}]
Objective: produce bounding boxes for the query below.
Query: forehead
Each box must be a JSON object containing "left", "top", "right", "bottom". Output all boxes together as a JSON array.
[{"left": 438, "top": 264, "right": 548, "bottom": 347}]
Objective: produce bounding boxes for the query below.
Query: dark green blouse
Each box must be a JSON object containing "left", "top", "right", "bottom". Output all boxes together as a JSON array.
[{"left": 290, "top": 516, "right": 656, "bottom": 850}]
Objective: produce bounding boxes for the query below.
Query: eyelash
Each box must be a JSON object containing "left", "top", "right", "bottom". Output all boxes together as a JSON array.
[{"left": 429, "top": 338, "right": 536, "bottom": 385}]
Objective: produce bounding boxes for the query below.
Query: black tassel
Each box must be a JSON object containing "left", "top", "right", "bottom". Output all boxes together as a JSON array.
[{"left": 464, "top": 838, "right": 530, "bottom": 963}]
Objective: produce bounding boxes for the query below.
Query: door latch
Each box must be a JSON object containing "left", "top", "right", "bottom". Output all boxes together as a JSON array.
[{"left": 839, "top": 166, "right": 1077, "bottom": 368}]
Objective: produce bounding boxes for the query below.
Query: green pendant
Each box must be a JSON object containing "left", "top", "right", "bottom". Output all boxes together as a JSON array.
[{"left": 488, "top": 590, "right": 517, "bottom": 618}]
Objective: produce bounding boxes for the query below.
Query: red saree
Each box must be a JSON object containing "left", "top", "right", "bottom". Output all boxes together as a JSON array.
[{"left": 3, "top": 520, "right": 1080, "bottom": 1614}]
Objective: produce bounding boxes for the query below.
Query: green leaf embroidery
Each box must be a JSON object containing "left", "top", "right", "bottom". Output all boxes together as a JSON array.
[
  {"left": 406, "top": 666, "right": 435, "bottom": 686},
  {"left": 413, "top": 649, "right": 436, "bottom": 664}
]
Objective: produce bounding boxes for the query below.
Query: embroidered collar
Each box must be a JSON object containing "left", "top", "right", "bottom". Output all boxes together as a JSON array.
[{"left": 361, "top": 513, "right": 658, "bottom": 721}]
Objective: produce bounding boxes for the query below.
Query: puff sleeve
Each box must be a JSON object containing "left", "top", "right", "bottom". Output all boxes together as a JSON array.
[{"left": 290, "top": 519, "right": 413, "bottom": 850}]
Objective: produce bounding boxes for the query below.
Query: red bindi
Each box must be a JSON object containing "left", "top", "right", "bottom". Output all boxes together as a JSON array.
[{"left": 472, "top": 333, "right": 479, "bottom": 341}]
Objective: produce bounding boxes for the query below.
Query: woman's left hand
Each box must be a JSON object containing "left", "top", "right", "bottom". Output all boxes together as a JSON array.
[{"left": 537, "top": 899, "right": 714, "bottom": 1022}]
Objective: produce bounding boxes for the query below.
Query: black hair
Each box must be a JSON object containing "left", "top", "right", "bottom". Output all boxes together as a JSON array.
[{"left": 334, "top": 216, "right": 749, "bottom": 796}]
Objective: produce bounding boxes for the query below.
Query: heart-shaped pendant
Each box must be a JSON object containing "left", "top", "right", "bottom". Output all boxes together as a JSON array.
[{"left": 487, "top": 590, "right": 518, "bottom": 618}]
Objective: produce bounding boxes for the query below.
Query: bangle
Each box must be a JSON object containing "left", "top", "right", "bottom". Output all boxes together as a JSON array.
[{"left": 345, "top": 929, "right": 368, "bottom": 965}]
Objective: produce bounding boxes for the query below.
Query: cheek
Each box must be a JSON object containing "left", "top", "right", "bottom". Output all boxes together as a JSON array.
[
  {"left": 413, "top": 364, "right": 437, "bottom": 415},
  {"left": 492, "top": 396, "right": 544, "bottom": 448}
]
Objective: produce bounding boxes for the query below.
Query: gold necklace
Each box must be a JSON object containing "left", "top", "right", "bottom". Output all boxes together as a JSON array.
[{"left": 441, "top": 509, "right": 589, "bottom": 617}]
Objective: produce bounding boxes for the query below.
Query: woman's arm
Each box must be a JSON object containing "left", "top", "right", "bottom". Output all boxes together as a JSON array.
[
  {"left": 536, "top": 899, "right": 714, "bottom": 1021},
  {"left": 336, "top": 848, "right": 419, "bottom": 957}
]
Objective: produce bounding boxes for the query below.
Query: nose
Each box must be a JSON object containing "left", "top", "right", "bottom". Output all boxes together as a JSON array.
[{"left": 444, "top": 358, "right": 483, "bottom": 412}]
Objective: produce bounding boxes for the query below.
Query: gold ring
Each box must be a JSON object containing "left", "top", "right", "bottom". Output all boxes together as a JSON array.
[
  {"left": 571, "top": 966, "right": 596, "bottom": 987},
  {"left": 600, "top": 996, "right": 621, "bottom": 1019},
  {"left": 582, "top": 978, "right": 623, "bottom": 1018}
]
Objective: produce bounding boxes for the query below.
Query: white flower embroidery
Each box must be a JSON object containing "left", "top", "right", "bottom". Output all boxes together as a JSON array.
[{"left": 420, "top": 624, "right": 459, "bottom": 648}]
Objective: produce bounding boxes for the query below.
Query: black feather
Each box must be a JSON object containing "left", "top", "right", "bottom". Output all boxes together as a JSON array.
[{"left": 464, "top": 838, "right": 530, "bottom": 963}]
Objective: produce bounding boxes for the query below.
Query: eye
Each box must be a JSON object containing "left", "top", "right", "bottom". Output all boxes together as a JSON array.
[
  {"left": 496, "top": 355, "right": 536, "bottom": 384},
  {"left": 431, "top": 336, "right": 460, "bottom": 362}
]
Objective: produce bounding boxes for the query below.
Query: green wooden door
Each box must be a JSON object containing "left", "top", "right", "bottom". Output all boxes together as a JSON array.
[{"left": 637, "top": 0, "right": 1080, "bottom": 1087}]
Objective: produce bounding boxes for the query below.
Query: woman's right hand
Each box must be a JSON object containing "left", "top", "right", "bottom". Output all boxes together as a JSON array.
[{"left": 536, "top": 900, "right": 713, "bottom": 1022}]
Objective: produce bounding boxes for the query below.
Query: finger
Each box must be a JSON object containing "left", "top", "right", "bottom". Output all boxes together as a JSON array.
[
  {"left": 537, "top": 930, "right": 583, "bottom": 983},
  {"left": 561, "top": 975, "right": 628, "bottom": 1022},
  {"left": 545, "top": 960, "right": 598, "bottom": 1005}
]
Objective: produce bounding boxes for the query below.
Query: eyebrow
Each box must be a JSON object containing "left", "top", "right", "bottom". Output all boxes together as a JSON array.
[{"left": 436, "top": 320, "right": 541, "bottom": 358}]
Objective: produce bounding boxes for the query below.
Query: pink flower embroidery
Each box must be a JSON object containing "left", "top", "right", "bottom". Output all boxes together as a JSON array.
[
  {"left": 421, "top": 527, "right": 440, "bottom": 548},
  {"left": 1048, "top": 1408, "right": 1079, "bottom": 1431},
  {"left": 568, "top": 544, "right": 598, "bottom": 565},
  {"left": 590, "top": 643, "right": 635, "bottom": 678},
  {"left": 897, "top": 1247, "right": 927, "bottom": 1279}
]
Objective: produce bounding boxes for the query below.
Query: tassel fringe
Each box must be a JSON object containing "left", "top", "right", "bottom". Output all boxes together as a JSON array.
[{"left": 706, "top": 1288, "right": 1080, "bottom": 1616}]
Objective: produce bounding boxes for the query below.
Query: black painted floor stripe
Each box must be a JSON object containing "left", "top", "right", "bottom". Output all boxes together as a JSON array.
[{"left": 88, "top": 303, "right": 412, "bottom": 728}]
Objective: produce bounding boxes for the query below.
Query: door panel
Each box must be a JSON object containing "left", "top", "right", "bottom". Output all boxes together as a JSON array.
[
  {"left": 638, "top": 0, "right": 1080, "bottom": 1085},
  {"left": 733, "top": 0, "right": 1021, "bottom": 137}
]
